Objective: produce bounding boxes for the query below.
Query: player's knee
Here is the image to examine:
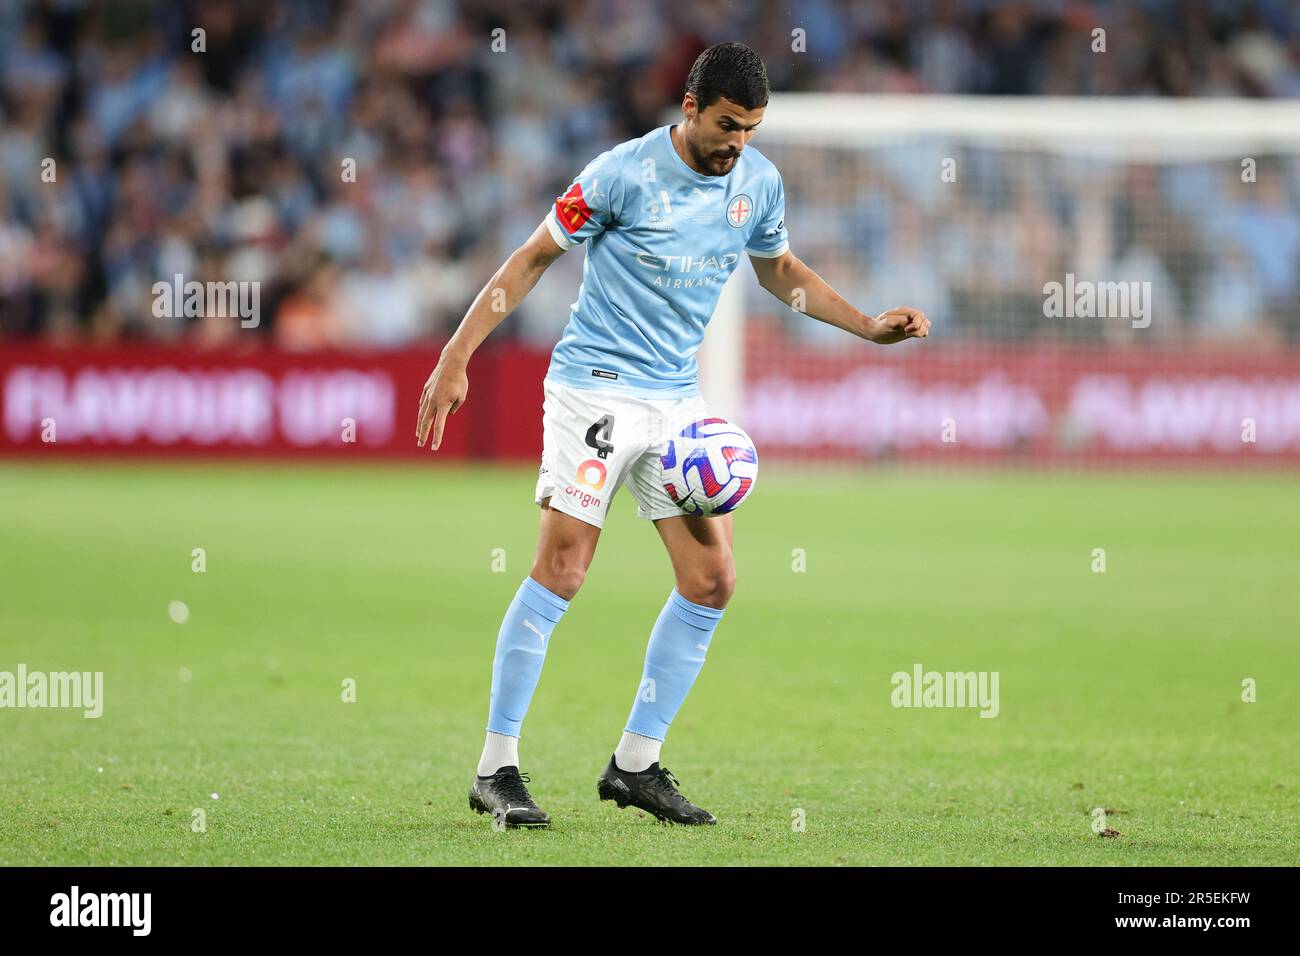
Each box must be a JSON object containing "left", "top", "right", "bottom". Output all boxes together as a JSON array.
[
  {"left": 529, "top": 551, "right": 587, "bottom": 601},
  {"left": 680, "top": 559, "right": 735, "bottom": 610}
]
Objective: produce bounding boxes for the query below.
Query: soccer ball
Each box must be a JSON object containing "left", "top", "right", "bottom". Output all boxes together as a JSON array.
[{"left": 660, "top": 417, "right": 758, "bottom": 516}]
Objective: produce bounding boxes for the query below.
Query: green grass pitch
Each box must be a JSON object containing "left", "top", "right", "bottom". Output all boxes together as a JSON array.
[{"left": 1, "top": 461, "right": 1296, "bottom": 866}]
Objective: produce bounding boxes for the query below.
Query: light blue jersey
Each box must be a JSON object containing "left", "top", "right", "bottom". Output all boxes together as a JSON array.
[{"left": 544, "top": 124, "right": 789, "bottom": 397}]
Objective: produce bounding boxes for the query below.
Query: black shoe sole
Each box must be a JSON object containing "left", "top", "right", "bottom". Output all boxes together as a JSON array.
[
  {"left": 468, "top": 793, "right": 550, "bottom": 828},
  {"left": 596, "top": 779, "right": 629, "bottom": 807},
  {"left": 597, "top": 779, "right": 715, "bottom": 825}
]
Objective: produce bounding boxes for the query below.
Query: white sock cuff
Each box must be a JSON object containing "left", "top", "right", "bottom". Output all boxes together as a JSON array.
[
  {"left": 477, "top": 730, "right": 520, "bottom": 777},
  {"left": 614, "top": 731, "right": 662, "bottom": 772}
]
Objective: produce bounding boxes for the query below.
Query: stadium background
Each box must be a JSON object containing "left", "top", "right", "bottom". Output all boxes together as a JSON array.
[
  {"left": 4, "top": 0, "right": 1300, "bottom": 464},
  {"left": 2, "top": 1, "right": 1298, "bottom": 867}
]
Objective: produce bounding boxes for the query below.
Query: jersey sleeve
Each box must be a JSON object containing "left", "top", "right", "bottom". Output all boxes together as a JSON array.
[
  {"left": 545, "top": 149, "right": 626, "bottom": 250},
  {"left": 744, "top": 169, "right": 790, "bottom": 258}
]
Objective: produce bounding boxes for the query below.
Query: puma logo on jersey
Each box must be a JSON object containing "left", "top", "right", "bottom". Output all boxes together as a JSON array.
[{"left": 687, "top": 186, "right": 719, "bottom": 224}]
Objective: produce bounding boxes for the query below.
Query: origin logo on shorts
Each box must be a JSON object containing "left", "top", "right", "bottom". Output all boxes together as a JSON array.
[
  {"left": 574, "top": 459, "right": 607, "bottom": 490},
  {"left": 564, "top": 485, "right": 601, "bottom": 509},
  {"left": 564, "top": 458, "right": 606, "bottom": 510}
]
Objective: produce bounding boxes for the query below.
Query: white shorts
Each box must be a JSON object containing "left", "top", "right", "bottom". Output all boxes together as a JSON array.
[{"left": 533, "top": 377, "right": 710, "bottom": 529}]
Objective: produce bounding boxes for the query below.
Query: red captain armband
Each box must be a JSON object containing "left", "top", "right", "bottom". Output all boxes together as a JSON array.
[{"left": 554, "top": 182, "right": 594, "bottom": 234}]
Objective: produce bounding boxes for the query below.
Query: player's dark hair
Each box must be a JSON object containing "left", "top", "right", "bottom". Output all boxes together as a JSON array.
[{"left": 685, "top": 42, "right": 769, "bottom": 111}]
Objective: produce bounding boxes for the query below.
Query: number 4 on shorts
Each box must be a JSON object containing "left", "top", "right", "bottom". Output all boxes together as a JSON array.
[{"left": 585, "top": 414, "right": 615, "bottom": 459}]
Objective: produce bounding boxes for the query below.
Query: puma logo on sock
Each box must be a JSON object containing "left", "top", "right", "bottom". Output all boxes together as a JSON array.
[{"left": 522, "top": 619, "right": 551, "bottom": 643}]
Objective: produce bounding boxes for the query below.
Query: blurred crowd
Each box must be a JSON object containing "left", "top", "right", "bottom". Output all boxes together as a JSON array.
[
  {"left": 1, "top": 0, "right": 1298, "bottom": 350},
  {"left": 761, "top": 144, "right": 1300, "bottom": 347}
]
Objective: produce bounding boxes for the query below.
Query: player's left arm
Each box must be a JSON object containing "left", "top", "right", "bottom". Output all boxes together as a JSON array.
[
  {"left": 748, "top": 248, "right": 929, "bottom": 344},
  {"left": 744, "top": 168, "right": 928, "bottom": 344}
]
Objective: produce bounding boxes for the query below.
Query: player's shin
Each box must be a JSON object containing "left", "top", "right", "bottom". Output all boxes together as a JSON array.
[
  {"left": 477, "top": 576, "right": 570, "bottom": 775},
  {"left": 617, "top": 589, "right": 724, "bottom": 771}
]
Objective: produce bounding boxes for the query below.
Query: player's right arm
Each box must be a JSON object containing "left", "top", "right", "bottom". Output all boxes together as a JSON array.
[
  {"left": 418, "top": 148, "right": 624, "bottom": 450},
  {"left": 416, "top": 220, "right": 567, "bottom": 450}
]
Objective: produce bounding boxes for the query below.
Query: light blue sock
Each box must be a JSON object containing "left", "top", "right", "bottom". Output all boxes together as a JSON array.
[
  {"left": 624, "top": 589, "right": 725, "bottom": 742},
  {"left": 486, "top": 577, "right": 570, "bottom": 737}
]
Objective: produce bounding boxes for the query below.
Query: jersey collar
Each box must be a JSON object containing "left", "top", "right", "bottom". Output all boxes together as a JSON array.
[{"left": 663, "top": 124, "right": 733, "bottom": 185}]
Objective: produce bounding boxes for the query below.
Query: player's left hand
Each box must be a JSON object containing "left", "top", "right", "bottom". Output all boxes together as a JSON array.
[{"left": 868, "top": 306, "right": 930, "bottom": 344}]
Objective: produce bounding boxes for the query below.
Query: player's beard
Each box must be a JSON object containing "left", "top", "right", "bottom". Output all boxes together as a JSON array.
[{"left": 689, "top": 136, "right": 738, "bottom": 176}]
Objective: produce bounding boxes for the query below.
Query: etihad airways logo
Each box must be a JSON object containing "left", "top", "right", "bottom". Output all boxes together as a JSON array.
[{"left": 633, "top": 253, "right": 739, "bottom": 272}]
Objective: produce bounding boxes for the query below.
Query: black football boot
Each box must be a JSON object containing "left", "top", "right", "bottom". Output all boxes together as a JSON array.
[
  {"left": 596, "top": 756, "right": 717, "bottom": 825},
  {"left": 468, "top": 766, "right": 550, "bottom": 828}
]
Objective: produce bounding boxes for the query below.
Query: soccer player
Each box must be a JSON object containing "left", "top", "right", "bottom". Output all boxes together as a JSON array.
[{"left": 416, "top": 42, "right": 929, "bottom": 827}]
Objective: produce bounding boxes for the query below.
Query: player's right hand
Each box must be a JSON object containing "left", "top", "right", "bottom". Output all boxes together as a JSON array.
[{"left": 416, "top": 361, "right": 468, "bottom": 451}]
